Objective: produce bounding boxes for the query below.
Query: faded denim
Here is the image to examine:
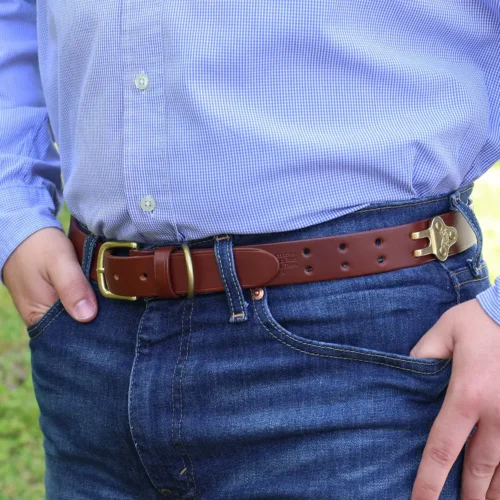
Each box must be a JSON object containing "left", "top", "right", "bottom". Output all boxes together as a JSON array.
[{"left": 27, "top": 183, "right": 491, "bottom": 499}]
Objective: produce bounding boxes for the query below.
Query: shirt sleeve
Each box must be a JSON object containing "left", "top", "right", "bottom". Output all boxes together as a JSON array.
[
  {"left": 475, "top": 0, "right": 500, "bottom": 327},
  {"left": 0, "top": 0, "right": 64, "bottom": 285},
  {"left": 476, "top": 277, "right": 500, "bottom": 326}
]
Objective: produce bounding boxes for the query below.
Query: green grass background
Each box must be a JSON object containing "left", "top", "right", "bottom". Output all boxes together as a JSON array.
[{"left": 0, "top": 169, "right": 499, "bottom": 498}]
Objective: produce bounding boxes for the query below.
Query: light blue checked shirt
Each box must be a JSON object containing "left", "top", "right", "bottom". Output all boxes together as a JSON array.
[{"left": 1, "top": 0, "right": 500, "bottom": 322}]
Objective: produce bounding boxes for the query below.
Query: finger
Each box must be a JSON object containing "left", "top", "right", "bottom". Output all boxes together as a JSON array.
[
  {"left": 24, "top": 276, "right": 61, "bottom": 327},
  {"left": 411, "top": 388, "right": 477, "bottom": 500},
  {"left": 409, "top": 309, "right": 455, "bottom": 359},
  {"left": 485, "top": 463, "right": 500, "bottom": 499},
  {"left": 462, "top": 419, "right": 500, "bottom": 500},
  {"left": 45, "top": 245, "right": 97, "bottom": 322}
]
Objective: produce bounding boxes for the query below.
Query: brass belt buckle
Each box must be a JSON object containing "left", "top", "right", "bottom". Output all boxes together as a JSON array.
[
  {"left": 96, "top": 241, "right": 138, "bottom": 300},
  {"left": 96, "top": 241, "right": 195, "bottom": 300},
  {"left": 411, "top": 216, "right": 458, "bottom": 262}
]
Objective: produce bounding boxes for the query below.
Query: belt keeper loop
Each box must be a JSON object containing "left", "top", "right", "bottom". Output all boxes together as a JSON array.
[
  {"left": 82, "top": 233, "right": 100, "bottom": 281},
  {"left": 181, "top": 243, "right": 195, "bottom": 299},
  {"left": 153, "top": 247, "right": 180, "bottom": 298}
]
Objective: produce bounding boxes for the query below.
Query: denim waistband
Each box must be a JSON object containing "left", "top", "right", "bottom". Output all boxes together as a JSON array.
[{"left": 75, "top": 183, "right": 477, "bottom": 251}]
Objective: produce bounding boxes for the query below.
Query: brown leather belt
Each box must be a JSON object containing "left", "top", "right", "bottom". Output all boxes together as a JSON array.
[{"left": 68, "top": 210, "right": 476, "bottom": 301}]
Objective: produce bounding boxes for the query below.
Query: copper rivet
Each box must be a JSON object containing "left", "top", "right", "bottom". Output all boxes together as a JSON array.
[
  {"left": 139, "top": 273, "right": 147, "bottom": 281},
  {"left": 252, "top": 288, "right": 264, "bottom": 300},
  {"left": 113, "top": 274, "right": 119, "bottom": 281}
]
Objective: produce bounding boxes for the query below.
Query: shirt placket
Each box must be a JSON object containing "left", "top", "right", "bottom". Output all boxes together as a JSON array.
[{"left": 122, "top": 0, "right": 179, "bottom": 241}]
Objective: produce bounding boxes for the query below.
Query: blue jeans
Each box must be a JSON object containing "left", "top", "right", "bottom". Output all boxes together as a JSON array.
[{"left": 28, "top": 184, "right": 491, "bottom": 499}]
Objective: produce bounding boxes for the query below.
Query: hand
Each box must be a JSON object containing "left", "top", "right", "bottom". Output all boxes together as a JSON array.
[
  {"left": 2, "top": 227, "right": 98, "bottom": 328},
  {"left": 409, "top": 298, "right": 500, "bottom": 500}
]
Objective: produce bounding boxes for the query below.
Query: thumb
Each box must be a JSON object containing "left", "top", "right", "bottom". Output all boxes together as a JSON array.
[
  {"left": 409, "top": 309, "right": 455, "bottom": 359},
  {"left": 46, "top": 248, "right": 98, "bottom": 323}
]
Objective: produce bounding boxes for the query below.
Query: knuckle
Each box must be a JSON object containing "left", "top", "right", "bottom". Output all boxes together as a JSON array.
[
  {"left": 25, "top": 302, "right": 58, "bottom": 327},
  {"left": 25, "top": 291, "right": 60, "bottom": 327},
  {"left": 412, "top": 480, "right": 441, "bottom": 500},
  {"left": 42, "top": 248, "right": 63, "bottom": 269},
  {"left": 59, "top": 278, "right": 88, "bottom": 301},
  {"left": 452, "top": 388, "right": 482, "bottom": 419},
  {"left": 427, "top": 444, "right": 455, "bottom": 467},
  {"left": 466, "top": 461, "right": 497, "bottom": 479},
  {"left": 25, "top": 311, "right": 42, "bottom": 327}
]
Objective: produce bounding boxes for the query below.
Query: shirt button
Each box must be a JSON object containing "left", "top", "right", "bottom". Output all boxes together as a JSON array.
[
  {"left": 135, "top": 74, "right": 149, "bottom": 90},
  {"left": 140, "top": 196, "right": 156, "bottom": 212}
]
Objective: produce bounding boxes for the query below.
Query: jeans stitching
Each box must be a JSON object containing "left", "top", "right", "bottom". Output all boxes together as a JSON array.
[
  {"left": 178, "top": 299, "right": 197, "bottom": 499},
  {"left": 225, "top": 239, "right": 246, "bottom": 317},
  {"left": 252, "top": 297, "right": 451, "bottom": 375},
  {"left": 258, "top": 292, "right": 443, "bottom": 365},
  {"left": 127, "top": 300, "right": 163, "bottom": 495},
  {"left": 455, "top": 276, "right": 490, "bottom": 288},
  {"left": 172, "top": 301, "right": 190, "bottom": 492},
  {"left": 81, "top": 238, "right": 90, "bottom": 275},
  {"left": 450, "top": 196, "right": 483, "bottom": 275},
  {"left": 214, "top": 240, "right": 236, "bottom": 317},
  {"left": 27, "top": 302, "right": 64, "bottom": 340},
  {"left": 449, "top": 264, "right": 487, "bottom": 278},
  {"left": 436, "top": 259, "right": 461, "bottom": 305}
]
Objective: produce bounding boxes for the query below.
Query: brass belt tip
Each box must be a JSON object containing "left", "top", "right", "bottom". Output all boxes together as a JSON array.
[{"left": 411, "top": 216, "right": 458, "bottom": 262}]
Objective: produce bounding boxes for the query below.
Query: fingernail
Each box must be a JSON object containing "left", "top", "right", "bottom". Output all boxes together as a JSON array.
[{"left": 74, "top": 299, "right": 95, "bottom": 320}]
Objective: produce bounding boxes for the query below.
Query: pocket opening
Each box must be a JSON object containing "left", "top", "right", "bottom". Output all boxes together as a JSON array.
[
  {"left": 251, "top": 286, "right": 451, "bottom": 376},
  {"left": 26, "top": 298, "right": 65, "bottom": 340}
]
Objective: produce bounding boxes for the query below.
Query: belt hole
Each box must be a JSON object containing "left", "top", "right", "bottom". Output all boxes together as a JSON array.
[
  {"left": 375, "top": 238, "right": 383, "bottom": 246},
  {"left": 303, "top": 247, "right": 311, "bottom": 256},
  {"left": 341, "top": 262, "right": 349, "bottom": 270},
  {"left": 113, "top": 274, "right": 119, "bottom": 281},
  {"left": 305, "top": 266, "right": 313, "bottom": 274},
  {"left": 139, "top": 273, "right": 148, "bottom": 281},
  {"left": 339, "top": 243, "right": 347, "bottom": 252},
  {"left": 377, "top": 256, "right": 385, "bottom": 264}
]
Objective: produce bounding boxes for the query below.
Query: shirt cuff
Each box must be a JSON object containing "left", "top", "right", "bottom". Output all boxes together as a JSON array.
[
  {"left": 0, "top": 185, "right": 64, "bottom": 286},
  {"left": 476, "top": 277, "right": 500, "bottom": 326}
]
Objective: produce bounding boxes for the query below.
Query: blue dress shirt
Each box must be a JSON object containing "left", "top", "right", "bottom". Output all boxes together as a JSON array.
[{"left": 0, "top": 0, "right": 499, "bottom": 322}]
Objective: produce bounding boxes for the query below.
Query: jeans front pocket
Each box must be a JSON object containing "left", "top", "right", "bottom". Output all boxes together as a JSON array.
[
  {"left": 251, "top": 260, "right": 457, "bottom": 376},
  {"left": 26, "top": 277, "right": 101, "bottom": 341},
  {"left": 26, "top": 298, "right": 65, "bottom": 341}
]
